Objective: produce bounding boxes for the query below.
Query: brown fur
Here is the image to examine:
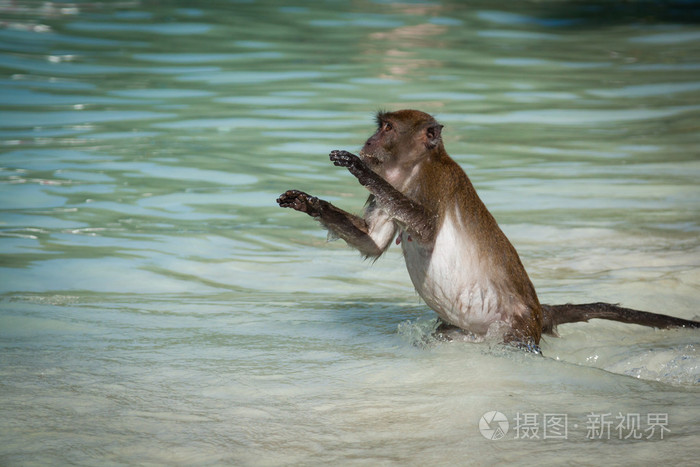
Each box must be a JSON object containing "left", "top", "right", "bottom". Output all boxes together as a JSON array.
[
  {"left": 365, "top": 110, "right": 542, "bottom": 344},
  {"left": 278, "top": 109, "right": 699, "bottom": 350}
]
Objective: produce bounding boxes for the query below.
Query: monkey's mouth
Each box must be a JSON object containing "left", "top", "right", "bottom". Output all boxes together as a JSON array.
[{"left": 359, "top": 151, "right": 382, "bottom": 167}]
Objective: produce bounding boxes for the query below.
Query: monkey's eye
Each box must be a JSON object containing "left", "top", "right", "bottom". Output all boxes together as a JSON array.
[{"left": 381, "top": 122, "right": 393, "bottom": 132}]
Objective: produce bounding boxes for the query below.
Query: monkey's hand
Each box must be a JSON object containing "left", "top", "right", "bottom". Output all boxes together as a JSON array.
[
  {"left": 276, "top": 190, "right": 322, "bottom": 217},
  {"left": 329, "top": 150, "right": 372, "bottom": 183}
]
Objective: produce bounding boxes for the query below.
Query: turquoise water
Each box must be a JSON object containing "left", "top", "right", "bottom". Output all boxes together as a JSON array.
[{"left": 1, "top": 1, "right": 699, "bottom": 465}]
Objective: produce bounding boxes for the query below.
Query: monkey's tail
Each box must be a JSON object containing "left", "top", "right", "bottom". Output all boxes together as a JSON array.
[{"left": 541, "top": 302, "right": 700, "bottom": 336}]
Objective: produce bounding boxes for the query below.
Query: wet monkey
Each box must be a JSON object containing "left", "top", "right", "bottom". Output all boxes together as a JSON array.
[{"left": 277, "top": 109, "right": 699, "bottom": 351}]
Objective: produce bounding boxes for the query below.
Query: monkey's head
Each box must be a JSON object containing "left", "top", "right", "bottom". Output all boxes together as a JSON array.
[{"left": 359, "top": 109, "right": 444, "bottom": 171}]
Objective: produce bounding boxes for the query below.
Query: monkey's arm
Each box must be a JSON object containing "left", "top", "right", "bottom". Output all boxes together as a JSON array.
[
  {"left": 276, "top": 189, "right": 395, "bottom": 258},
  {"left": 330, "top": 150, "right": 435, "bottom": 243}
]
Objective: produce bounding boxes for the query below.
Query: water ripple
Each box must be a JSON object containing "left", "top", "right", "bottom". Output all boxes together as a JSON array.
[
  {"left": 0, "top": 110, "right": 175, "bottom": 128},
  {"left": 67, "top": 22, "right": 212, "bottom": 35}
]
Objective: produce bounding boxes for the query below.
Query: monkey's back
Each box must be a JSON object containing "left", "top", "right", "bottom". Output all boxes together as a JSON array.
[{"left": 406, "top": 153, "right": 543, "bottom": 342}]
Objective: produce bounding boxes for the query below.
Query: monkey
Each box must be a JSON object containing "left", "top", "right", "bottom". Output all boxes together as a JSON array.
[{"left": 277, "top": 109, "right": 699, "bottom": 352}]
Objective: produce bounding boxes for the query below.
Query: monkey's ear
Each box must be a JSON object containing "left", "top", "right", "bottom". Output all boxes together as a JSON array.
[{"left": 424, "top": 124, "right": 443, "bottom": 149}]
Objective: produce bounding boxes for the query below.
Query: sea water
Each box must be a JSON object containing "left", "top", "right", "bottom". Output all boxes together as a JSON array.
[{"left": 1, "top": 1, "right": 699, "bottom": 465}]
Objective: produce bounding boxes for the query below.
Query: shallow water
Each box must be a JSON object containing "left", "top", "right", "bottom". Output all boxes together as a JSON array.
[{"left": 1, "top": 1, "right": 699, "bottom": 465}]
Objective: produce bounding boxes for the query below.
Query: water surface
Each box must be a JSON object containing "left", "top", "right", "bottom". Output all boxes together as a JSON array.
[{"left": 1, "top": 1, "right": 699, "bottom": 465}]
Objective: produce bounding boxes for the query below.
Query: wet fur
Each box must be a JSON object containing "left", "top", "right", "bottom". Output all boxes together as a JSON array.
[{"left": 278, "top": 109, "right": 699, "bottom": 349}]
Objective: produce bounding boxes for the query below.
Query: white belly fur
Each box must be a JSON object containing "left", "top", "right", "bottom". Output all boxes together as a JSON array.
[{"left": 401, "top": 207, "right": 504, "bottom": 335}]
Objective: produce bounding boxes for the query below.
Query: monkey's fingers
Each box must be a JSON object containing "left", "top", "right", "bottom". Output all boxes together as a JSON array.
[
  {"left": 276, "top": 190, "right": 320, "bottom": 216},
  {"left": 276, "top": 189, "right": 298, "bottom": 205},
  {"left": 277, "top": 189, "right": 304, "bottom": 206},
  {"left": 329, "top": 150, "right": 360, "bottom": 167}
]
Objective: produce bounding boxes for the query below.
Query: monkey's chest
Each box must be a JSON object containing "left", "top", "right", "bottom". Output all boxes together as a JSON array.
[{"left": 399, "top": 218, "right": 503, "bottom": 334}]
